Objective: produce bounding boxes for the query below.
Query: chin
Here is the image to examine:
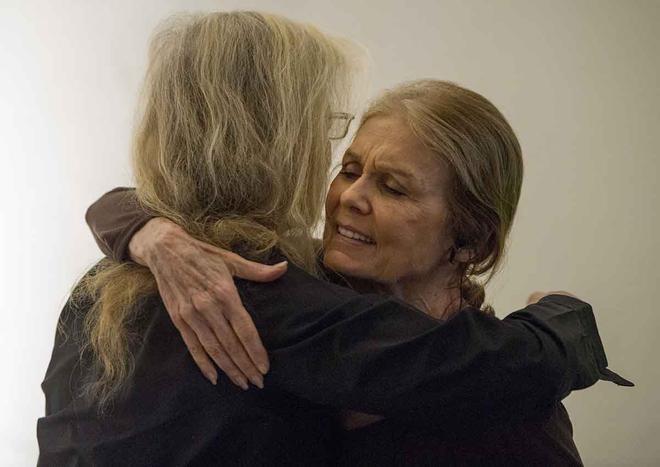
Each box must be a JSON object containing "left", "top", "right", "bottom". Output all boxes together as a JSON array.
[{"left": 323, "top": 248, "right": 373, "bottom": 280}]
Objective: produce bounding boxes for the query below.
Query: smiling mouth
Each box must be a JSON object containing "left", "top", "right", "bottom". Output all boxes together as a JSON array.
[{"left": 337, "top": 225, "right": 376, "bottom": 245}]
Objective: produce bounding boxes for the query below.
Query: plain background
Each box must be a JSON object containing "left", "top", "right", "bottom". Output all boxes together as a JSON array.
[{"left": 1, "top": 0, "right": 658, "bottom": 464}]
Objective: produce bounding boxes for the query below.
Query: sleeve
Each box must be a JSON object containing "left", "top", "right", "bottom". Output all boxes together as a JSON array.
[
  {"left": 85, "top": 187, "right": 153, "bottom": 262},
  {"left": 249, "top": 280, "right": 630, "bottom": 429}
]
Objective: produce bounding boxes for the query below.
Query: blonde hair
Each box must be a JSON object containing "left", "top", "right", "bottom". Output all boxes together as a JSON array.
[
  {"left": 363, "top": 80, "right": 523, "bottom": 313},
  {"left": 76, "top": 11, "right": 356, "bottom": 409}
]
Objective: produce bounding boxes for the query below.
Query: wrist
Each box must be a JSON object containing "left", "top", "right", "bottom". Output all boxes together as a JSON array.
[{"left": 129, "top": 217, "right": 179, "bottom": 266}]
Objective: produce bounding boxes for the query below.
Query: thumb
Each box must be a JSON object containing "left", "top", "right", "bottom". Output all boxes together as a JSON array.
[
  {"left": 224, "top": 252, "right": 288, "bottom": 282},
  {"left": 527, "top": 291, "right": 545, "bottom": 305},
  {"left": 547, "top": 290, "right": 578, "bottom": 299}
]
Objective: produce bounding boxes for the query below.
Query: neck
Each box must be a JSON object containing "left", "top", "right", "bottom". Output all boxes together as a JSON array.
[{"left": 380, "top": 270, "right": 461, "bottom": 320}]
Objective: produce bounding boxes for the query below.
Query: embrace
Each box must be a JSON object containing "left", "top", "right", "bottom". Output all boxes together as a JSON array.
[{"left": 38, "top": 11, "right": 631, "bottom": 466}]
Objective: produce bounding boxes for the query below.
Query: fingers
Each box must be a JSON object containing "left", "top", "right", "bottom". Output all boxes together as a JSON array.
[
  {"left": 547, "top": 290, "right": 578, "bottom": 299},
  {"left": 527, "top": 290, "right": 579, "bottom": 305},
  {"left": 221, "top": 250, "right": 288, "bottom": 283},
  {"left": 191, "top": 293, "right": 264, "bottom": 389},
  {"left": 180, "top": 307, "right": 250, "bottom": 390},
  {"left": 527, "top": 291, "right": 545, "bottom": 305},
  {"left": 226, "top": 302, "right": 270, "bottom": 375},
  {"left": 147, "top": 234, "right": 272, "bottom": 389},
  {"left": 173, "top": 318, "right": 218, "bottom": 386}
]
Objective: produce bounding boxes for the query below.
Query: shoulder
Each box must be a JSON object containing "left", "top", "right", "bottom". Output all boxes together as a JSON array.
[
  {"left": 235, "top": 262, "right": 443, "bottom": 351},
  {"left": 237, "top": 261, "right": 363, "bottom": 311},
  {"left": 237, "top": 260, "right": 426, "bottom": 320}
]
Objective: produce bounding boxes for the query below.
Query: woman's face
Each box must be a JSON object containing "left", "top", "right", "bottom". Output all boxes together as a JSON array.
[{"left": 323, "top": 115, "right": 455, "bottom": 285}]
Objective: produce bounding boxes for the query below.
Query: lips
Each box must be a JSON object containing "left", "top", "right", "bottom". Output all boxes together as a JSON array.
[{"left": 336, "top": 225, "right": 375, "bottom": 245}]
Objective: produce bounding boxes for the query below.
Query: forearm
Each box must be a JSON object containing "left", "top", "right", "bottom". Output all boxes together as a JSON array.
[
  {"left": 85, "top": 187, "right": 153, "bottom": 262},
  {"left": 255, "top": 287, "right": 616, "bottom": 429}
]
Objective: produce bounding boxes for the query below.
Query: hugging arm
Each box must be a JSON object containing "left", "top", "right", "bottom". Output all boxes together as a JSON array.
[
  {"left": 85, "top": 188, "right": 630, "bottom": 428},
  {"left": 86, "top": 187, "right": 283, "bottom": 389},
  {"left": 250, "top": 279, "right": 610, "bottom": 429}
]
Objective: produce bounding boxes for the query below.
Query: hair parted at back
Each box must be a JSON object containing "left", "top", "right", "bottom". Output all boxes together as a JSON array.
[
  {"left": 363, "top": 80, "right": 524, "bottom": 314},
  {"left": 75, "top": 11, "right": 358, "bottom": 410}
]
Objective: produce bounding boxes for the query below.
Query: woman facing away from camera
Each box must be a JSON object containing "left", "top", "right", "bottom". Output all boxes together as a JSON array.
[{"left": 39, "top": 10, "right": 629, "bottom": 467}]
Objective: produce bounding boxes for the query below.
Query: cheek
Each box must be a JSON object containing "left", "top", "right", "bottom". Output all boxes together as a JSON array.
[
  {"left": 410, "top": 218, "right": 453, "bottom": 266},
  {"left": 372, "top": 207, "right": 425, "bottom": 259},
  {"left": 376, "top": 207, "right": 449, "bottom": 262}
]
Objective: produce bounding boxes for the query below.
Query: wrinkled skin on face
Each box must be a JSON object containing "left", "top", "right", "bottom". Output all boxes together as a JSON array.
[{"left": 323, "top": 115, "right": 458, "bottom": 298}]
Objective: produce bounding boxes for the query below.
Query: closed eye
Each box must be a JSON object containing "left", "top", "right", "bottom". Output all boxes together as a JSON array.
[
  {"left": 339, "top": 162, "right": 362, "bottom": 180},
  {"left": 339, "top": 170, "right": 360, "bottom": 180},
  {"left": 383, "top": 184, "right": 405, "bottom": 196}
]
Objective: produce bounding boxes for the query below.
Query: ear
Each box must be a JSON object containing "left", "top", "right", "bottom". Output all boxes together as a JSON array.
[{"left": 453, "top": 247, "right": 476, "bottom": 264}]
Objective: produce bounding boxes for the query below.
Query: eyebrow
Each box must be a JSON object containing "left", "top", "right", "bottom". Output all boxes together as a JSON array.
[
  {"left": 375, "top": 162, "right": 415, "bottom": 182},
  {"left": 343, "top": 149, "right": 417, "bottom": 187},
  {"left": 342, "top": 149, "right": 362, "bottom": 164}
]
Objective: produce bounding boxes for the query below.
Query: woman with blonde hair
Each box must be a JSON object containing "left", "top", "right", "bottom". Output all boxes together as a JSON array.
[
  {"left": 39, "top": 11, "right": 355, "bottom": 465},
  {"left": 40, "top": 11, "right": 627, "bottom": 467}
]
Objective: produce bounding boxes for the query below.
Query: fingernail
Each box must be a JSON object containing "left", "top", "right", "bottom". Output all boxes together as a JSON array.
[
  {"left": 275, "top": 261, "right": 288, "bottom": 268},
  {"left": 254, "top": 375, "right": 264, "bottom": 389},
  {"left": 207, "top": 372, "right": 217, "bottom": 385},
  {"left": 258, "top": 363, "right": 269, "bottom": 375},
  {"left": 239, "top": 377, "right": 249, "bottom": 391}
]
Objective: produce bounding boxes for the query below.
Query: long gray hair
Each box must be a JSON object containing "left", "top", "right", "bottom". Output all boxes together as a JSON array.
[{"left": 77, "top": 11, "right": 358, "bottom": 410}]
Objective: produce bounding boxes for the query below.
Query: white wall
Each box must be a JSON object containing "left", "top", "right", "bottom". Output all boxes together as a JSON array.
[{"left": 1, "top": 0, "right": 658, "bottom": 464}]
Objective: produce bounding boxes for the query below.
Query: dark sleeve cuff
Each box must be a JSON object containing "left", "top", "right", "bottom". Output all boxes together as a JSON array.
[
  {"left": 538, "top": 294, "right": 634, "bottom": 389},
  {"left": 85, "top": 187, "right": 154, "bottom": 262}
]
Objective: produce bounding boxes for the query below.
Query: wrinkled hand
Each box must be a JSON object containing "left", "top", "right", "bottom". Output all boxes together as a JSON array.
[
  {"left": 527, "top": 290, "right": 578, "bottom": 306},
  {"left": 129, "top": 217, "right": 287, "bottom": 389}
]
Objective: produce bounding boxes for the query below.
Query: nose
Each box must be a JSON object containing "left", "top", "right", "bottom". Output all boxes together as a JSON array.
[{"left": 340, "top": 176, "right": 371, "bottom": 215}]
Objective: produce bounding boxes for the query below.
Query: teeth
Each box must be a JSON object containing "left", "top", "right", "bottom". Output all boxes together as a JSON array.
[{"left": 337, "top": 226, "right": 375, "bottom": 244}]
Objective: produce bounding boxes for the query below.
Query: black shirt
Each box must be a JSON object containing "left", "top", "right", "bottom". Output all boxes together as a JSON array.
[
  {"left": 338, "top": 402, "right": 582, "bottom": 466},
  {"left": 38, "top": 259, "right": 623, "bottom": 466}
]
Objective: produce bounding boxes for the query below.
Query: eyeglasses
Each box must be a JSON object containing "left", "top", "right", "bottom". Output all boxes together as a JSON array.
[{"left": 328, "top": 112, "right": 354, "bottom": 140}]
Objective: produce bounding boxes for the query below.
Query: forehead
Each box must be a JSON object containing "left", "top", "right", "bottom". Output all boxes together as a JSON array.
[
  {"left": 348, "top": 115, "right": 450, "bottom": 191},
  {"left": 351, "top": 115, "right": 422, "bottom": 155}
]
